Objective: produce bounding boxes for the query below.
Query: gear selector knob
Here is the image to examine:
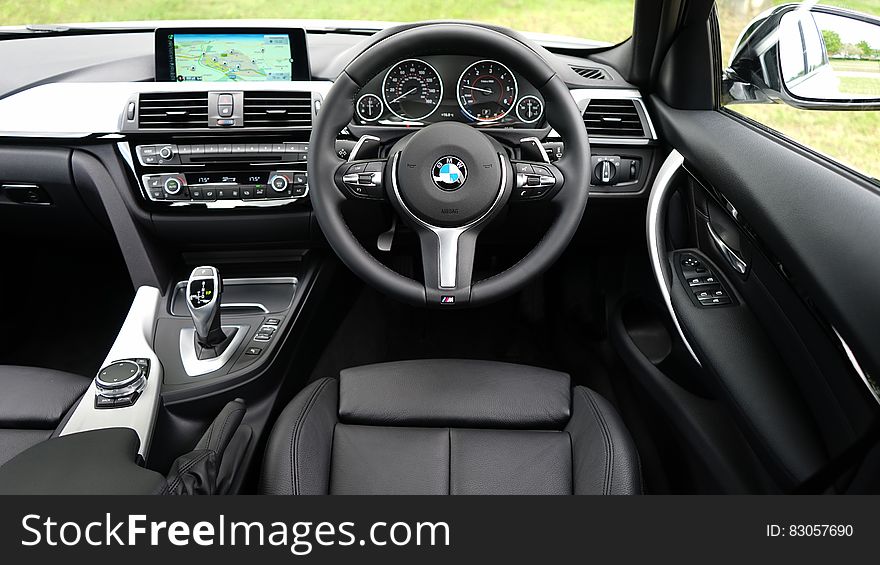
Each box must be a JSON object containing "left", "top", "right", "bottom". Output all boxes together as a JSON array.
[{"left": 187, "top": 266, "right": 225, "bottom": 347}]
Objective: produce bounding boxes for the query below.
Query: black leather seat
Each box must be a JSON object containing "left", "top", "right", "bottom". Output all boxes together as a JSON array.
[
  {"left": 260, "top": 360, "right": 641, "bottom": 495},
  {"left": 0, "top": 366, "right": 90, "bottom": 467}
]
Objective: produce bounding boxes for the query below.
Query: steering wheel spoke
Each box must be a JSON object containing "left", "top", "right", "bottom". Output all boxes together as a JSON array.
[
  {"left": 416, "top": 225, "right": 479, "bottom": 305},
  {"left": 334, "top": 158, "right": 388, "bottom": 200}
]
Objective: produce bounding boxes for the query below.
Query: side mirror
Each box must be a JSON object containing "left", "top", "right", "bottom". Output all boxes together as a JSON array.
[{"left": 724, "top": 4, "right": 880, "bottom": 110}]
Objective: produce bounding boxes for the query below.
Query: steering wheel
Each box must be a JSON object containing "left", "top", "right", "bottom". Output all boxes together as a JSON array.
[{"left": 309, "top": 23, "right": 590, "bottom": 308}]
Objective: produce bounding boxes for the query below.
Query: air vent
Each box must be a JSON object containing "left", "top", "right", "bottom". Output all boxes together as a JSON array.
[
  {"left": 244, "top": 91, "right": 312, "bottom": 128},
  {"left": 571, "top": 66, "right": 608, "bottom": 80},
  {"left": 138, "top": 92, "right": 209, "bottom": 129},
  {"left": 582, "top": 99, "right": 645, "bottom": 138}
]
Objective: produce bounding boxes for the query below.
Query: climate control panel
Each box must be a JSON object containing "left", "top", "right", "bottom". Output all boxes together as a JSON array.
[{"left": 142, "top": 170, "right": 307, "bottom": 203}]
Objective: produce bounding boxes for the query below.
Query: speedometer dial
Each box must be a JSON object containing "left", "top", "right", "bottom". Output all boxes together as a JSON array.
[
  {"left": 382, "top": 59, "right": 443, "bottom": 121},
  {"left": 457, "top": 60, "right": 518, "bottom": 122}
]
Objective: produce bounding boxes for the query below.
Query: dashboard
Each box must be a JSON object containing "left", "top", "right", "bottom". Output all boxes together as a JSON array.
[
  {"left": 353, "top": 56, "right": 545, "bottom": 128},
  {"left": 0, "top": 22, "right": 658, "bottom": 249}
]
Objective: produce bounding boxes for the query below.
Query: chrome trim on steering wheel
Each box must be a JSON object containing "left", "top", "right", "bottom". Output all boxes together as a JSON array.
[{"left": 390, "top": 151, "right": 508, "bottom": 289}]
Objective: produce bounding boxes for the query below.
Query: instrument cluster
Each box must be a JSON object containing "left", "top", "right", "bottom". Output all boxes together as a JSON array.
[{"left": 353, "top": 56, "right": 546, "bottom": 128}]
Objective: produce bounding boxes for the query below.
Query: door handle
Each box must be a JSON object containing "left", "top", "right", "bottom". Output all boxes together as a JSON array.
[{"left": 707, "top": 222, "right": 748, "bottom": 275}]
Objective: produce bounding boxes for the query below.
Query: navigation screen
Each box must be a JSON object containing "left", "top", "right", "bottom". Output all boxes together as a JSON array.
[{"left": 171, "top": 33, "right": 292, "bottom": 82}]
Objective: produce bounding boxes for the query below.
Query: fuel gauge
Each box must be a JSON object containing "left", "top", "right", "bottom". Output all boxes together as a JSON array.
[{"left": 356, "top": 93, "right": 384, "bottom": 122}]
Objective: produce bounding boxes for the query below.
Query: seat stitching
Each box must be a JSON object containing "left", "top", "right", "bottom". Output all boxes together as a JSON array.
[
  {"left": 581, "top": 388, "right": 614, "bottom": 495},
  {"left": 164, "top": 451, "right": 212, "bottom": 494},
  {"left": 290, "top": 378, "right": 332, "bottom": 495}
]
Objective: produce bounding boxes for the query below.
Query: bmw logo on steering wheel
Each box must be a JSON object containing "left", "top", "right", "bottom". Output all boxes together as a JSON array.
[{"left": 431, "top": 156, "right": 468, "bottom": 191}]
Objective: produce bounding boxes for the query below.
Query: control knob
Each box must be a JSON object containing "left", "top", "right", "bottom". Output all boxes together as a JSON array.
[
  {"left": 164, "top": 176, "right": 184, "bottom": 195},
  {"left": 269, "top": 173, "right": 290, "bottom": 193}
]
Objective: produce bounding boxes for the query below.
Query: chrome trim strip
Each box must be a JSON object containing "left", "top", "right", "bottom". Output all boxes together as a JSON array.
[
  {"left": 833, "top": 326, "right": 880, "bottom": 406},
  {"left": 647, "top": 150, "right": 702, "bottom": 366},
  {"left": 390, "top": 151, "right": 507, "bottom": 290},
  {"left": 179, "top": 325, "right": 248, "bottom": 377},
  {"left": 706, "top": 222, "right": 748, "bottom": 275},
  {"left": 222, "top": 302, "right": 270, "bottom": 313},
  {"left": 59, "top": 286, "right": 164, "bottom": 457}
]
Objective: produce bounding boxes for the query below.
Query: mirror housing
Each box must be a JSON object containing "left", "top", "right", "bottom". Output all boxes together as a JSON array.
[{"left": 723, "top": 3, "right": 880, "bottom": 110}]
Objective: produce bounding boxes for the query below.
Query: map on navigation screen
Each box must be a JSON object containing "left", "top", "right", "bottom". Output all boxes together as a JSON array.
[{"left": 171, "top": 34, "right": 293, "bottom": 81}]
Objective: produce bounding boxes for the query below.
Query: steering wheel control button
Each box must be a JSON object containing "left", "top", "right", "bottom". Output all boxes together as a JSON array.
[
  {"left": 512, "top": 161, "right": 557, "bottom": 200},
  {"left": 340, "top": 161, "right": 385, "bottom": 199}
]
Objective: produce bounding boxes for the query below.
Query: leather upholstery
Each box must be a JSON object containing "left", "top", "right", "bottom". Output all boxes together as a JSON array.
[
  {"left": 339, "top": 360, "right": 571, "bottom": 429},
  {"left": 260, "top": 360, "right": 641, "bottom": 495},
  {"left": 0, "top": 365, "right": 89, "bottom": 467}
]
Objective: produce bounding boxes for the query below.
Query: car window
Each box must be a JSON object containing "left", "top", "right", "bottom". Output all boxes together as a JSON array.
[
  {"left": 0, "top": 0, "right": 636, "bottom": 46},
  {"left": 717, "top": 0, "right": 880, "bottom": 181}
]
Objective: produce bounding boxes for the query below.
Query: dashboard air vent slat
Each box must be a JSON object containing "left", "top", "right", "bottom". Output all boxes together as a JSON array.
[
  {"left": 138, "top": 92, "right": 209, "bottom": 129},
  {"left": 571, "top": 66, "right": 608, "bottom": 80},
  {"left": 243, "top": 91, "right": 312, "bottom": 128},
  {"left": 582, "top": 99, "right": 645, "bottom": 138}
]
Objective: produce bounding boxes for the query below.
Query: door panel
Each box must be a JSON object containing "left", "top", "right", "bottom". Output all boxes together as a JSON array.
[{"left": 637, "top": 97, "right": 880, "bottom": 490}]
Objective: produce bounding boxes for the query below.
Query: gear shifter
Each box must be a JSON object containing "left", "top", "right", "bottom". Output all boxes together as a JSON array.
[{"left": 187, "top": 266, "right": 233, "bottom": 357}]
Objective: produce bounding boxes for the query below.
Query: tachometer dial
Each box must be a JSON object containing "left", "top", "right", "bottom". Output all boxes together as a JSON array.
[
  {"left": 457, "top": 60, "right": 518, "bottom": 122},
  {"left": 356, "top": 93, "right": 384, "bottom": 122},
  {"left": 382, "top": 59, "right": 443, "bottom": 121},
  {"left": 516, "top": 95, "right": 544, "bottom": 124}
]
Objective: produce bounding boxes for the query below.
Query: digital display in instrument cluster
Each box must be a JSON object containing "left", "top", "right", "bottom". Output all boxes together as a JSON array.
[{"left": 354, "top": 56, "right": 545, "bottom": 129}]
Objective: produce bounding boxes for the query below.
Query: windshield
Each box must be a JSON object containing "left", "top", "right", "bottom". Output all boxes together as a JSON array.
[{"left": 0, "top": 0, "right": 636, "bottom": 45}]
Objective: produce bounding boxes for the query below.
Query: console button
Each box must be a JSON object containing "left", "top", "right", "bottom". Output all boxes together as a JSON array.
[
  {"left": 177, "top": 145, "right": 191, "bottom": 155},
  {"left": 259, "top": 143, "right": 273, "bottom": 153},
  {"left": 114, "top": 393, "right": 138, "bottom": 408},
  {"left": 232, "top": 143, "right": 246, "bottom": 153},
  {"left": 140, "top": 146, "right": 158, "bottom": 156},
  {"left": 149, "top": 189, "right": 165, "bottom": 200},
  {"left": 254, "top": 186, "right": 267, "bottom": 198},
  {"left": 218, "top": 105, "right": 233, "bottom": 118},
  {"left": 142, "top": 154, "right": 159, "bottom": 165},
  {"left": 189, "top": 188, "right": 204, "bottom": 200},
  {"left": 218, "top": 93, "right": 233, "bottom": 106},
  {"left": 204, "top": 144, "right": 218, "bottom": 154},
  {"left": 241, "top": 187, "right": 255, "bottom": 199},
  {"left": 218, "top": 144, "right": 231, "bottom": 153},
  {"left": 95, "top": 395, "right": 116, "bottom": 409},
  {"left": 245, "top": 347, "right": 262, "bottom": 356},
  {"left": 265, "top": 318, "right": 281, "bottom": 326},
  {"left": 273, "top": 143, "right": 286, "bottom": 153},
  {"left": 203, "top": 188, "right": 217, "bottom": 200},
  {"left": 191, "top": 144, "right": 205, "bottom": 154},
  {"left": 270, "top": 174, "right": 289, "bottom": 192},
  {"left": 163, "top": 177, "right": 183, "bottom": 195}
]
